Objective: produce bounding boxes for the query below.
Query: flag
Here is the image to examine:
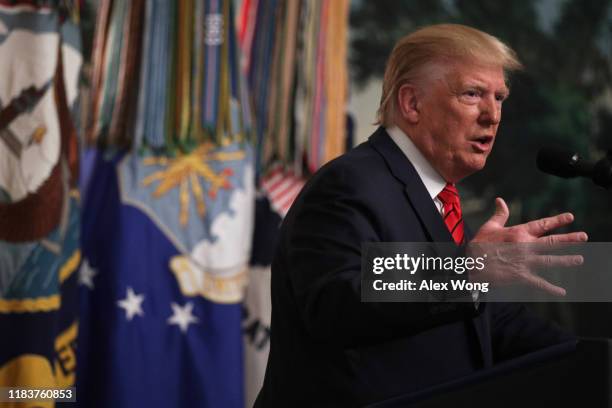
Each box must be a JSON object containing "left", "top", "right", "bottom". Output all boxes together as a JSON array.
[
  {"left": 242, "top": 196, "right": 280, "bottom": 407},
  {"left": 239, "top": 1, "right": 350, "bottom": 404},
  {"left": 260, "top": 163, "right": 306, "bottom": 218},
  {"left": 0, "top": 1, "right": 82, "bottom": 405},
  {"left": 78, "top": 145, "right": 253, "bottom": 408},
  {"left": 78, "top": 0, "right": 255, "bottom": 406}
]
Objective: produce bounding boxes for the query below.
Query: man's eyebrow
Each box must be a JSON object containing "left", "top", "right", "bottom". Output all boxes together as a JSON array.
[
  {"left": 463, "top": 81, "right": 509, "bottom": 92},
  {"left": 466, "top": 83, "right": 510, "bottom": 97}
]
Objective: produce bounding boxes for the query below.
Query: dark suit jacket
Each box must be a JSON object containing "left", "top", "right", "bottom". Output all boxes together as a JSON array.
[{"left": 255, "top": 128, "right": 570, "bottom": 407}]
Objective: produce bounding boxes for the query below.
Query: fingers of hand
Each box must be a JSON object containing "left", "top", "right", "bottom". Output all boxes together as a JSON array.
[
  {"left": 528, "top": 254, "right": 584, "bottom": 268},
  {"left": 490, "top": 197, "right": 510, "bottom": 227},
  {"left": 521, "top": 273, "right": 567, "bottom": 297},
  {"left": 526, "top": 213, "right": 574, "bottom": 237},
  {"left": 537, "top": 232, "right": 589, "bottom": 245}
]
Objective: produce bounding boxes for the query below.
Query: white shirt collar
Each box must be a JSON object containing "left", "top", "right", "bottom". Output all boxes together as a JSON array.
[{"left": 386, "top": 126, "right": 447, "bottom": 200}]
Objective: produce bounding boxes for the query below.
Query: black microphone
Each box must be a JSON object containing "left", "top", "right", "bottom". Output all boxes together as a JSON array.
[
  {"left": 536, "top": 146, "right": 612, "bottom": 189},
  {"left": 536, "top": 146, "right": 594, "bottom": 178}
]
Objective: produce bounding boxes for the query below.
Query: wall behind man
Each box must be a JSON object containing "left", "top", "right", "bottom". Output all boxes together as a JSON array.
[{"left": 348, "top": 0, "right": 612, "bottom": 336}]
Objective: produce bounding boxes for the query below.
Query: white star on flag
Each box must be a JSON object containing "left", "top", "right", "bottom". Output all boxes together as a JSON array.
[
  {"left": 117, "top": 287, "right": 145, "bottom": 321},
  {"left": 79, "top": 259, "right": 97, "bottom": 289},
  {"left": 167, "top": 302, "right": 199, "bottom": 333}
]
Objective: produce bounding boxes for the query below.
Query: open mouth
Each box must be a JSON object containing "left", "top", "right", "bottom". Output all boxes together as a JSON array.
[{"left": 470, "top": 136, "right": 494, "bottom": 152}]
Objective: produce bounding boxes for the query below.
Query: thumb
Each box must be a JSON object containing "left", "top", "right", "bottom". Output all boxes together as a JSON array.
[{"left": 489, "top": 197, "right": 509, "bottom": 227}]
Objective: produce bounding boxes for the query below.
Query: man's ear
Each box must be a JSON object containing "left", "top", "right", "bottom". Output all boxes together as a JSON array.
[{"left": 397, "top": 83, "right": 420, "bottom": 124}]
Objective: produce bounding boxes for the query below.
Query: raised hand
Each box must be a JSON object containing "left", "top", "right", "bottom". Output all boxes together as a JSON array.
[{"left": 468, "top": 197, "right": 588, "bottom": 296}]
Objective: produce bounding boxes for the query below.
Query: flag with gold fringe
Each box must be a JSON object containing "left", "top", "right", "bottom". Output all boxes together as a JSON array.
[
  {"left": 241, "top": 0, "right": 349, "bottom": 177},
  {"left": 0, "top": 1, "right": 82, "bottom": 404},
  {"left": 238, "top": 0, "right": 350, "bottom": 405},
  {"left": 78, "top": 0, "right": 254, "bottom": 407}
]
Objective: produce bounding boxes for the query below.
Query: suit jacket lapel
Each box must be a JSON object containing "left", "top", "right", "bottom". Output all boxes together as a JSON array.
[
  {"left": 369, "top": 127, "right": 453, "bottom": 243},
  {"left": 370, "top": 128, "right": 489, "bottom": 365}
]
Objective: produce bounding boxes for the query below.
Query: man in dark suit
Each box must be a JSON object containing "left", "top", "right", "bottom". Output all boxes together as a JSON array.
[{"left": 255, "top": 24, "right": 588, "bottom": 407}]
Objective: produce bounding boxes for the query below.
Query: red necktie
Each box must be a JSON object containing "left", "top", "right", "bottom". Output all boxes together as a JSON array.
[{"left": 437, "top": 183, "right": 465, "bottom": 245}]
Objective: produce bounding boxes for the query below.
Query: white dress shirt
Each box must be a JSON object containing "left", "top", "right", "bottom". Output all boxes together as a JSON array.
[
  {"left": 386, "top": 126, "right": 447, "bottom": 214},
  {"left": 386, "top": 126, "right": 479, "bottom": 304}
]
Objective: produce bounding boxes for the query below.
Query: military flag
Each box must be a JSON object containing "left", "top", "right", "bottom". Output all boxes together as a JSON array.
[
  {"left": 0, "top": 1, "right": 82, "bottom": 406},
  {"left": 78, "top": 0, "right": 254, "bottom": 407},
  {"left": 238, "top": 0, "right": 350, "bottom": 405}
]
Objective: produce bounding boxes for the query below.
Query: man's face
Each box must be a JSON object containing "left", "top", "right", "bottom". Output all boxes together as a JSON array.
[{"left": 409, "top": 62, "right": 509, "bottom": 182}]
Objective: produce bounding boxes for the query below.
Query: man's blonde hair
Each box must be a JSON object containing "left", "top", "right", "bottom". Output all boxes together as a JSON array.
[{"left": 376, "top": 24, "right": 523, "bottom": 127}]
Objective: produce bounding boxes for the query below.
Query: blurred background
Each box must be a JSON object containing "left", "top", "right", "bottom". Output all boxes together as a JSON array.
[
  {"left": 0, "top": 0, "right": 610, "bottom": 407},
  {"left": 349, "top": 0, "right": 612, "bottom": 239},
  {"left": 348, "top": 0, "right": 612, "bottom": 341}
]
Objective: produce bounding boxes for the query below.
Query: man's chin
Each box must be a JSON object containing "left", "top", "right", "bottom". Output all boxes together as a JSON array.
[
  {"left": 454, "top": 158, "right": 487, "bottom": 181},
  {"left": 469, "top": 153, "right": 489, "bottom": 169}
]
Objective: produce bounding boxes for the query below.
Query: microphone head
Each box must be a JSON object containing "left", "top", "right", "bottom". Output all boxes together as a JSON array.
[{"left": 536, "top": 146, "right": 593, "bottom": 178}]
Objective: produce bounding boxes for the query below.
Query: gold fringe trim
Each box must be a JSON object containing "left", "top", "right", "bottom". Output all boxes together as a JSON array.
[
  {"left": 0, "top": 295, "right": 60, "bottom": 313},
  {"left": 59, "top": 249, "right": 81, "bottom": 283},
  {"left": 0, "top": 249, "right": 80, "bottom": 313}
]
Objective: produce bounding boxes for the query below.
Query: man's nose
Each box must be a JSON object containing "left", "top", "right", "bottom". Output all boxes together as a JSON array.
[{"left": 478, "top": 97, "right": 501, "bottom": 125}]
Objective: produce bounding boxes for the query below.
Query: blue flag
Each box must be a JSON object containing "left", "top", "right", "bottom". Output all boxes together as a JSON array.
[
  {"left": 0, "top": 2, "right": 82, "bottom": 403},
  {"left": 78, "top": 143, "right": 254, "bottom": 408}
]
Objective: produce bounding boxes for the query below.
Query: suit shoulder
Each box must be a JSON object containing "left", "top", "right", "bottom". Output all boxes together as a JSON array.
[
  {"left": 286, "top": 140, "right": 403, "bottom": 223},
  {"left": 308, "top": 140, "right": 390, "bottom": 188}
]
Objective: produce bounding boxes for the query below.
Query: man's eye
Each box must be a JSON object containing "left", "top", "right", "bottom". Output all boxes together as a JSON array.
[{"left": 459, "top": 90, "right": 480, "bottom": 103}]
